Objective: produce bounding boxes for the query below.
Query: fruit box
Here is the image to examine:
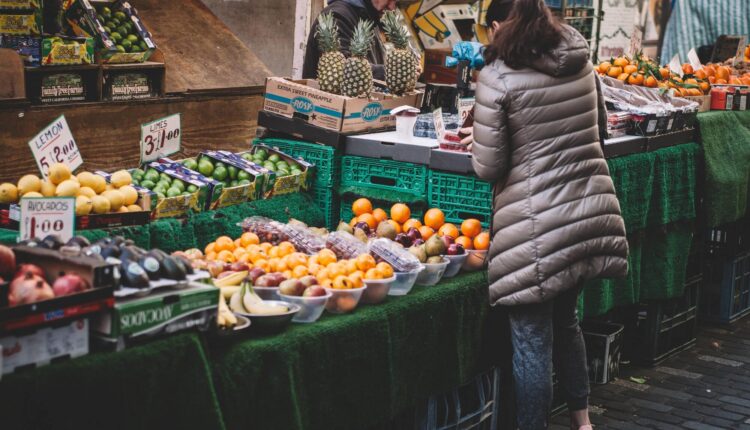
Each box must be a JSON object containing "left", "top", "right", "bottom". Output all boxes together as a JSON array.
[
  {"left": 0, "top": 246, "right": 116, "bottom": 333},
  {"left": 91, "top": 282, "right": 217, "bottom": 347},
  {"left": 683, "top": 95, "right": 711, "bottom": 113},
  {"left": 0, "top": 34, "right": 41, "bottom": 66},
  {"left": 137, "top": 161, "right": 224, "bottom": 219},
  {"left": 0, "top": 10, "right": 42, "bottom": 35},
  {"left": 0, "top": 0, "right": 41, "bottom": 8},
  {"left": 0, "top": 201, "right": 150, "bottom": 231},
  {"left": 241, "top": 143, "right": 313, "bottom": 197},
  {"left": 263, "top": 77, "right": 424, "bottom": 134},
  {"left": 41, "top": 35, "right": 95, "bottom": 66},
  {"left": 64, "top": 0, "right": 157, "bottom": 63},
  {"left": 1, "top": 318, "right": 88, "bottom": 375}
]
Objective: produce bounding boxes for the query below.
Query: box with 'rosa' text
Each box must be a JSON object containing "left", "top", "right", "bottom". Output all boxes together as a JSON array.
[{"left": 263, "top": 77, "right": 423, "bottom": 134}]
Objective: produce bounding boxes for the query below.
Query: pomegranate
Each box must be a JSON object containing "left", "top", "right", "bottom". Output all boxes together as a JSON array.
[
  {"left": 9, "top": 272, "right": 54, "bottom": 306},
  {"left": 52, "top": 273, "right": 89, "bottom": 297},
  {"left": 0, "top": 245, "right": 15, "bottom": 277},
  {"left": 14, "top": 264, "right": 44, "bottom": 280}
]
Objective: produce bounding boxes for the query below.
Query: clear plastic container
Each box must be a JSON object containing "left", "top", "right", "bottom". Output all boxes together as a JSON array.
[
  {"left": 368, "top": 238, "right": 423, "bottom": 273},
  {"left": 326, "top": 231, "right": 368, "bottom": 259},
  {"left": 462, "top": 250, "right": 487, "bottom": 272},
  {"left": 279, "top": 223, "right": 326, "bottom": 254},
  {"left": 279, "top": 291, "right": 332, "bottom": 323},
  {"left": 253, "top": 286, "right": 280, "bottom": 300},
  {"left": 438, "top": 131, "right": 469, "bottom": 152},
  {"left": 324, "top": 286, "right": 367, "bottom": 314},
  {"left": 416, "top": 258, "right": 449, "bottom": 286},
  {"left": 443, "top": 253, "right": 468, "bottom": 278},
  {"left": 360, "top": 276, "right": 396, "bottom": 304},
  {"left": 238, "top": 216, "right": 288, "bottom": 244},
  {"left": 389, "top": 267, "right": 424, "bottom": 296}
]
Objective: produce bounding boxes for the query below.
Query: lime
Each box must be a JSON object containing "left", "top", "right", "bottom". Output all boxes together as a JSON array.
[
  {"left": 172, "top": 180, "right": 186, "bottom": 192},
  {"left": 101, "top": 6, "right": 112, "bottom": 18},
  {"left": 198, "top": 159, "right": 214, "bottom": 176},
  {"left": 155, "top": 192, "right": 166, "bottom": 200},
  {"left": 115, "top": 45, "right": 126, "bottom": 53},
  {"left": 110, "top": 31, "right": 122, "bottom": 42},
  {"left": 114, "top": 11, "right": 127, "bottom": 21},
  {"left": 263, "top": 161, "right": 275, "bottom": 169},
  {"left": 227, "top": 180, "right": 237, "bottom": 187},
  {"left": 255, "top": 149, "right": 268, "bottom": 160},
  {"left": 156, "top": 181, "right": 171, "bottom": 191},
  {"left": 130, "top": 45, "right": 141, "bottom": 53},
  {"left": 275, "top": 162, "right": 289, "bottom": 171},
  {"left": 131, "top": 179, "right": 140, "bottom": 186},
  {"left": 127, "top": 34, "right": 138, "bottom": 43},
  {"left": 182, "top": 159, "right": 198, "bottom": 171},
  {"left": 140, "top": 179, "right": 155, "bottom": 189},
  {"left": 103, "top": 26, "right": 112, "bottom": 34},
  {"left": 106, "top": 20, "right": 117, "bottom": 30},
  {"left": 214, "top": 161, "right": 226, "bottom": 170},
  {"left": 124, "top": 22, "right": 134, "bottom": 33},
  {"left": 121, "top": 39, "right": 132, "bottom": 51},
  {"left": 291, "top": 169, "right": 302, "bottom": 176},
  {"left": 182, "top": 191, "right": 191, "bottom": 196},
  {"left": 140, "top": 41, "right": 148, "bottom": 51},
  {"left": 166, "top": 187, "right": 181, "bottom": 198},
  {"left": 144, "top": 170, "right": 159, "bottom": 182},
  {"left": 238, "top": 179, "right": 251, "bottom": 186},
  {"left": 241, "top": 153, "right": 253, "bottom": 161},
  {"left": 159, "top": 173, "right": 171, "bottom": 183},
  {"left": 186, "top": 184, "right": 198, "bottom": 193},
  {"left": 153, "top": 186, "right": 166, "bottom": 196},
  {"left": 237, "top": 170, "right": 251, "bottom": 181},
  {"left": 132, "top": 168, "right": 145, "bottom": 178},
  {"left": 212, "top": 166, "right": 228, "bottom": 181},
  {"left": 268, "top": 154, "right": 281, "bottom": 163},
  {"left": 227, "top": 166, "right": 238, "bottom": 180}
]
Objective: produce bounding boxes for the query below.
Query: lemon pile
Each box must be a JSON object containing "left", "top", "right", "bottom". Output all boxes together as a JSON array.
[{"left": 0, "top": 163, "right": 142, "bottom": 216}]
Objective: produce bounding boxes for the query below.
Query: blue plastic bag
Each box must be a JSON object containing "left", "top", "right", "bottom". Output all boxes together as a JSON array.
[{"left": 445, "top": 42, "right": 485, "bottom": 69}]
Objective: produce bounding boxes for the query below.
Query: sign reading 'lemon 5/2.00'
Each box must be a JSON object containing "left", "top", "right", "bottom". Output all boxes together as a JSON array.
[
  {"left": 140, "top": 113, "right": 181, "bottom": 163},
  {"left": 27, "top": 114, "right": 83, "bottom": 179}
]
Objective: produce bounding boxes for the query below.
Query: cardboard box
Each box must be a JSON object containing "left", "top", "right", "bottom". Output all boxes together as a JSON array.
[
  {"left": 0, "top": 34, "right": 40, "bottom": 65},
  {"left": 1, "top": 318, "right": 88, "bottom": 375},
  {"left": 64, "top": 0, "right": 157, "bottom": 63},
  {"left": 0, "top": 10, "right": 42, "bottom": 35},
  {"left": 41, "top": 35, "right": 95, "bottom": 65},
  {"left": 188, "top": 150, "right": 270, "bottom": 208},
  {"left": 0, "top": 0, "right": 41, "bottom": 8},
  {"left": 0, "top": 201, "right": 150, "bottom": 230},
  {"left": 240, "top": 144, "right": 313, "bottom": 197},
  {"left": 413, "top": 4, "right": 477, "bottom": 50},
  {"left": 263, "top": 77, "right": 424, "bottom": 134},
  {"left": 683, "top": 95, "right": 711, "bottom": 113},
  {"left": 92, "top": 282, "right": 218, "bottom": 343},
  {"left": 711, "top": 85, "right": 750, "bottom": 111}
]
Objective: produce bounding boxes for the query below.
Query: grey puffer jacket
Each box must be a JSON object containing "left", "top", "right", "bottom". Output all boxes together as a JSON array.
[{"left": 472, "top": 25, "right": 628, "bottom": 306}]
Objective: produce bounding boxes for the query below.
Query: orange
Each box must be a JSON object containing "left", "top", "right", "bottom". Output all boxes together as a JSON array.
[
  {"left": 709, "top": 76, "right": 717, "bottom": 84},
  {"left": 358, "top": 213, "right": 378, "bottom": 230},
  {"left": 318, "top": 249, "right": 337, "bottom": 266},
  {"left": 239, "top": 253, "right": 253, "bottom": 264},
  {"left": 402, "top": 219, "right": 422, "bottom": 232},
  {"left": 365, "top": 268, "right": 382, "bottom": 280},
  {"left": 741, "top": 77, "right": 750, "bottom": 86},
  {"left": 215, "top": 236, "right": 235, "bottom": 252},
  {"left": 419, "top": 225, "right": 435, "bottom": 240},
  {"left": 376, "top": 262, "right": 394, "bottom": 278},
  {"left": 356, "top": 253, "right": 377, "bottom": 271},
  {"left": 348, "top": 272, "right": 364, "bottom": 288},
  {"left": 278, "top": 241, "right": 295, "bottom": 257},
  {"left": 460, "top": 219, "right": 483, "bottom": 238},
  {"left": 254, "top": 259, "right": 270, "bottom": 273},
  {"left": 349, "top": 217, "right": 358, "bottom": 228},
  {"left": 623, "top": 64, "right": 637, "bottom": 75},
  {"left": 217, "top": 250, "right": 236, "bottom": 263},
  {"left": 268, "top": 246, "right": 281, "bottom": 259},
  {"left": 333, "top": 275, "right": 354, "bottom": 290},
  {"left": 386, "top": 219, "right": 402, "bottom": 234},
  {"left": 684, "top": 78, "right": 698, "bottom": 86},
  {"left": 474, "top": 232, "right": 490, "bottom": 250},
  {"left": 320, "top": 278, "right": 333, "bottom": 289},
  {"left": 455, "top": 235, "right": 474, "bottom": 250},
  {"left": 607, "top": 66, "right": 623, "bottom": 78},
  {"left": 287, "top": 252, "right": 307, "bottom": 269},
  {"left": 308, "top": 263, "right": 322, "bottom": 276},
  {"left": 308, "top": 255, "right": 320, "bottom": 266},
  {"left": 699, "top": 81, "right": 711, "bottom": 93},
  {"left": 283, "top": 270, "right": 293, "bottom": 279},
  {"left": 659, "top": 67, "right": 670, "bottom": 80},
  {"left": 327, "top": 262, "right": 346, "bottom": 279},
  {"left": 234, "top": 238, "right": 242, "bottom": 249},
  {"left": 716, "top": 66, "right": 730, "bottom": 81},
  {"left": 292, "top": 265, "right": 309, "bottom": 278},
  {"left": 240, "top": 232, "right": 260, "bottom": 247},
  {"left": 612, "top": 57, "right": 629, "bottom": 67},
  {"left": 627, "top": 73, "right": 644, "bottom": 86},
  {"left": 704, "top": 65, "right": 716, "bottom": 77},
  {"left": 682, "top": 63, "right": 694, "bottom": 75},
  {"left": 316, "top": 268, "right": 331, "bottom": 284},
  {"left": 204, "top": 242, "right": 216, "bottom": 255},
  {"left": 597, "top": 61, "right": 611, "bottom": 74},
  {"left": 617, "top": 73, "right": 629, "bottom": 82},
  {"left": 644, "top": 76, "right": 658, "bottom": 88},
  {"left": 345, "top": 259, "right": 359, "bottom": 274},
  {"left": 715, "top": 78, "right": 728, "bottom": 85},
  {"left": 233, "top": 247, "right": 247, "bottom": 259},
  {"left": 372, "top": 208, "right": 388, "bottom": 224},
  {"left": 694, "top": 69, "right": 707, "bottom": 80},
  {"left": 259, "top": 242, "right": 272, "bottom": 253},
  {"left": 352, "top": 198, "right": 373, "bottom": 216},
  {"left": 438, "top": 223, "right": 459, "bottom": 239},
  {"left": 249, "top": 250, "right": 266, "bottom": 264},
  {"left": 730, "top": 76, "right": 742, "bottom": 85},
  {"left": 273, "top": 258, "right": 288, "bottom": 273},
  {"left": 390, "top": 203, "right": 411, "bottom": 224},
  {"left": 424, "top": 208, "right": 445, "bottom": 230},
  {"left": 206, "top": 251, "right": 217, "bottom": 261}
]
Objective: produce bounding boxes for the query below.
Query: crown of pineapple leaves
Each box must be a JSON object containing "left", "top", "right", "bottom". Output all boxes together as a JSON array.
[
  {"left": 350, "top": 19, "right": 375, "bottom": 58},
  {"left": 381, "top": 10, "right": 409, "bottom": 49},
  {"left": 316, "top": 12, "right": 341, "bottom": 53}
]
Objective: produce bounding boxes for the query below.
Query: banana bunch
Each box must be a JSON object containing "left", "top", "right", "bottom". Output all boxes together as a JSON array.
[
  {"left": 217, "top": 296, "right": 238, "bottom": 328},
  {"left": 213, "top": 271, "right": 248, "bottom": 288},
  {"left": 230, "top": 282, "right": 288, "bottom": 315}
]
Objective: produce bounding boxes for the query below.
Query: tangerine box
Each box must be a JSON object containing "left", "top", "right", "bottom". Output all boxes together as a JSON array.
[{"left": 263, "top": 77, "right": 423, "bottom": 134}]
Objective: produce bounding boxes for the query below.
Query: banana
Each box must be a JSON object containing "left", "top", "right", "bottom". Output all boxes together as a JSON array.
[
  {"left": 229, "top": 290, "right": 246, "bottom": 313},
  {"left": 242, "top": 282, "right": 288, "bottom": 315},
  {"left": 220, "top": 286, "right": 241, "bottom": 300},
  {"left": 213, "top": 271, "right": 248, "bottom": 288}
]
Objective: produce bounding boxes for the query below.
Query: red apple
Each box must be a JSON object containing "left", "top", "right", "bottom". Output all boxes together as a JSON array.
[
  {"left": 279, "top": 279, "right": 305, "bottom": 296},
  {"left": 0, "top": 245, "right": 15, "bottom": 277},
  {"left": 52, "top": 273, "right": 89, "bottom": 296},
  {"left": 14, "top": 264, "right": 44, "bottom": 280},
  {"left": 230, "top": 262, "right": 249, "bottom": 272},
  {"left": 247, "top": 267, "right": 266, "bottom": 283},
  {"left": 447, "top": 243, "right": 466, "bottom": 255},
  {"left": 303, "top": 285, "right": 326, "bottom": 297},
  {"left": 440, "top": 235, "right": 455, "bottom": 249}
]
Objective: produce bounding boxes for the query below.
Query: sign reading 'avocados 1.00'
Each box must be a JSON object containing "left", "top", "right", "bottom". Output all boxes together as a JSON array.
[{"left": 28, "top": 114, "right": 83, "bottom": 179}]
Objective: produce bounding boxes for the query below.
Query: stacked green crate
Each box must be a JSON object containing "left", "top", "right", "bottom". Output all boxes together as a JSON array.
[
  {"left": 427, "top": 170, "right": 493, "bottom": 228},
  {"left": 253, "top": 137, "right": 341, "bottom": 229}
]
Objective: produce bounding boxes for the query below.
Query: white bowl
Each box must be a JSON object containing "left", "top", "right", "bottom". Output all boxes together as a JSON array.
[
  {"left": 416, "top": 258, "right": 449, "bottom": 286},
  {"left": 462, "top": 250, "right": 488, "bottom": 272},
  {"left": 253, "top": 286, "right": 280, "bottom": 300},
  {"left": 443, "top": 253, "right": 468, "bottom": 278},
  {"left": 324, "top": 286, "right": 367, "bottom": 314},
  {"left": 389, "top": 266, "right": 424, "bottom": 296},
  {"left": 361, "top": 276, "right": 396, "bottom": 304},
  {"left": 279, "top": 291, "right": 332, "bottom": 323}
]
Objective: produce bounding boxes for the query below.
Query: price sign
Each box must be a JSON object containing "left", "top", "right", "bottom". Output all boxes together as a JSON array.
[
  {"left": 433, "top": 108, "right": 445, "bottom": 140},
  {"left": 140, "top": 113, "right": 181, "bottom": 163},
  {"left": 687, "top": 48, "right": 704, "bottom": 71},
  {"left": 458, "top": 98, "right": 475, "bottom": 126},
  {"left": 19, "top": 197, "right": 75, "bottom": 243},
  {"left": 628, "top": 25, "right": 643, "bottom": 58},
  {"left": 669, "top": 54, "right": 684, "bottom": 78},
  {"left": 28, "top": 115, "right": 82, "bottom": 179}
]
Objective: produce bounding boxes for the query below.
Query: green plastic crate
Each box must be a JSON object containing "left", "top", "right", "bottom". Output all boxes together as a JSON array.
[
  {"left": 340, "top": 194, "right": 425, "bottom": 226},
  {"left": 428, "top": 170, "right": 493, "bottom": 227},
  {"left": 341, "top": 156, "right": 427, "bottom": 198},
  {"left": 254, "top": 137, "right": 341, "bottom": 188},
  {"left": 311, "top": 186, "right": 340, "bottom": 230}
]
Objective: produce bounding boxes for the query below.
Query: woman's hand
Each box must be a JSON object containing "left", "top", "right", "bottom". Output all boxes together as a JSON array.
[{"left": 459, "top": 127, "right": 473, "bottom": 150}]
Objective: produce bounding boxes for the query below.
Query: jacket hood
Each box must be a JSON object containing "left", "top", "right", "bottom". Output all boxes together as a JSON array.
[{"left": 530, "top": 25, "right": 590, "bottom": 77}]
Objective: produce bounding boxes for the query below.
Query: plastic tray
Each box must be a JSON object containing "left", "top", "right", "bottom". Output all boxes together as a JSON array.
[
  {"left": 341, "top": 156, "right": 427, "bottom": 198},
  {"left": 428, "top": 170, "right": 492, "bottom": 228}
]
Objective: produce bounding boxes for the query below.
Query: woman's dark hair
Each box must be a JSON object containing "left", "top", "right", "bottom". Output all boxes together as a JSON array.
[
  {"left": 484, "top": 0, "right": 563, "bottom": 69},
  {"left": 484, "top": 0, "right": 514, "bottom": 26}
]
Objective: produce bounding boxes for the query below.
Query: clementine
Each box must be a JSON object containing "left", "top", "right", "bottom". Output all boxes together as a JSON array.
[
  {"left": 460, "top": 219, "right": 483, "bottom": 238},
  {"left": 214, "top": 236, "right": 235, "bottom": 252},
  {"left": 352, "top": 198, "right": 373, "bottom": 216},
  {"left": 424, "top": 208, "right": 446, "bottom": 230},
  {"left": 438, "top": 223, "right": 459, "bottom": 239},
  {"left": 358, "top": 213, "right": 378, "bottom": 230},
  {"left": 372, "top": 208, "right": 388, "bottom": 223},
  {"left": 390, "top": 203, "right": 411, "bottom": 224},
  {"left": 240, "top": 232, "right": 260, "bottom": 247},
  {"left": 402, "top": 218, "right": 422, "bottom": 232},
  {"left": 455, "top": 235, "right": 474, "bottom": 250},
  {"left": 418, "top": 225, "right": 435, "bottom": 240},
  {"left": 474, "top": 232, "right": 490, "bottom": 250}
]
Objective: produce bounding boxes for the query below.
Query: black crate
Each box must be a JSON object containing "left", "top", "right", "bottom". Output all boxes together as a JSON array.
[
  {"left": 582, "top": 321, "right": 625, "bottom": 384},
  {"left": 24, "top": 64, "right": 101, "bottom": 104},
  {"left": 705, "top": 220, "right": 750, "bottom": 258},
  {"left": 701, "top": 252, "right": 750, "bottom": 324},
  {"left": 631, "top": 276, "right": 700, "bottom": 365}
]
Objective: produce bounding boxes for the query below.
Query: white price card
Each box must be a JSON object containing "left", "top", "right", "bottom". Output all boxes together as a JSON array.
[
  {"left": 433, "top": 108, "right": 445, "bottom": 139},
  {"left": 628, "top": 25, "right": 643, "bottom": 58},
  {"left": 669, "top": 54, "right": 683, "bottom": 78},
  {"left": 458, "top": 98, "right": 475, "bottom": 126},
  {"left": 687, "top": 49, "right": 703, "bottom": 71},
  {"left": 19, "top": 197, "right": 76, "bottom": 242},
  {"left": 28, "top": 115, "right": 82, "bottom": 179},
  {"left": 140, "top": 113, "right": 181, "bottom": 163}
]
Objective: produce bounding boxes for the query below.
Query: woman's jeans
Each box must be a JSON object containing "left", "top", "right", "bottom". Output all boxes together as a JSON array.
[{"left": 507, "top": 287, "right": 589, "bottom": 429}]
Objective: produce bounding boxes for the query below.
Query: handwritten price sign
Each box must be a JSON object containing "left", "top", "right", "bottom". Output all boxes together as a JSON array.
[
  {"left": 19, "top": 197, "right": 76, "bottom": 242},
  {"left": 140, "top": 113, "right": 181, "bottom": 163},
  {"left": 28, "top": 115, "right": 82, "bottom": 178}
]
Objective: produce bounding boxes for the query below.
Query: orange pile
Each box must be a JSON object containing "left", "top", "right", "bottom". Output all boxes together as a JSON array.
[{"left": 311, "top": 249, "right": 394, "bottom": 289}]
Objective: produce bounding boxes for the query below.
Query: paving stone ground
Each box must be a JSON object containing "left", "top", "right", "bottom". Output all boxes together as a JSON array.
[{"left": 551, "top": 316, "right": 750, "bottom": 429}]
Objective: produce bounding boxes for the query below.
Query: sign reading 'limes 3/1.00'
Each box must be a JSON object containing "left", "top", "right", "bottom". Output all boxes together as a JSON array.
[
  {"left": 27, "top": 115, "right": 83, "bottom": 179},
  {"left": 140, "top": 113, "right": 181, "bottom": 164}
]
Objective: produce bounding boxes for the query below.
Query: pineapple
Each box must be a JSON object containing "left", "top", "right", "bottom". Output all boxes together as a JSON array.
[
  {"left": 315, "top": 13, "right": 345, "bottom": 94},
  {"left": 381, "top": 11, "right": 417, "bottom": 95},
  {"left": 342, "top": 19, "right": 375, "bottom": 98}
]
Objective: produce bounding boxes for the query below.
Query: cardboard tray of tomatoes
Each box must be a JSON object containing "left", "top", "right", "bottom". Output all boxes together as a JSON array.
[{"left": 0, "top": 246, "right": 115, "bottom": 333}]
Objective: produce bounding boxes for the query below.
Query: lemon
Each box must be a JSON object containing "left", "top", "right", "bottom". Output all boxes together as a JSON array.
[
  {"left": 105, "top": 184, "right": 115, "bottom": 191},
  {"left": 76, "top": 172, "right": 98, "bottom": 189},
  {"left": 91, "top": 175, "right": 107, "bottom": 194},
  {"left": 118, "top": 185, "right": 138, "bottom": 205},
  {"left": 40, "top": 180, "right": 56, "bottom": 197},
  {"left": 21, "top": 192, "right": 43, "bottom": 198},
  {"left": 111, "top": 170, "right": 132, "bottom": 188},
  {"left": 0, "top": 183, "right": 18, "bottom": 203},
  {"left": 79, "top": 186, "right": 96, "bottom": 198},
  {"left": 17, "top": 175, "right": 41, "bottom": 195},
  {"left": 75, "top": 195, "right": 92, "bottom": 216},
  {"left": 102, "top": 190, "right": 124, "bottom": 211},
  {"left": 117, "top": 206, "right": 129, "bottom": 213},
  {"left": 91, "top": 195, "right": 111, "bottom": 214},
  {"left": 127, "top": 204, "right": 142, "bottom": 212},
  {"left": 48, "top": 163, "right": 71, "bottom": 185},
  {"left": 56, "top": 180, "right": 80, "bottom": 197}
]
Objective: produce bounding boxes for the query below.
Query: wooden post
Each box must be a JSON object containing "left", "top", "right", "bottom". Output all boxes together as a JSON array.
[{"left": 292, "top": 0, "right": 326, "bottom": 79}]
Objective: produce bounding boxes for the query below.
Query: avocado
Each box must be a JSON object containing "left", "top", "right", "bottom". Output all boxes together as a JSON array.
[
  {"left": 41, "top": 234, "right": 65, "bottom": 250},
  {"left": 121, "top": 261, "right": 150, "bottom": 289},
  {"left": 173, "top": 255, "right": 194, "bottom": 275},
  {"left": 139, "top": 256, "right": 161, "bottom": 280},
  {"left": 161, "top": 256, "right": 186, "bottom": 280}
]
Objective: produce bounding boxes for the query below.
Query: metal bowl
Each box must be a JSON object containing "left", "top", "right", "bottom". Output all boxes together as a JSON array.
[
  {"left": 235, "top": 300, "right": 300, "bottom": 333},
  {"left": 209, "top": 314, "right": 252, "bottom": 344}
]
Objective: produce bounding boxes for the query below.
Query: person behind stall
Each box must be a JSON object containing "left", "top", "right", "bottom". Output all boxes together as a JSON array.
[
  {"left": 302, "top": 0, "right": 397, "bottom": 82},
  {"left": 465, "top": 0, "right": 629, "bottom": 429}
]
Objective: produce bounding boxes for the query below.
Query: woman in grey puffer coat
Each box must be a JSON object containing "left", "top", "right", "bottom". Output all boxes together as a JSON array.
[{"left": 468, "top": 0, "right": 628, "bottom": 428}]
